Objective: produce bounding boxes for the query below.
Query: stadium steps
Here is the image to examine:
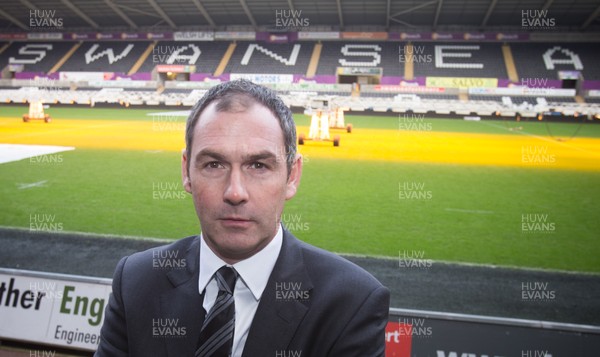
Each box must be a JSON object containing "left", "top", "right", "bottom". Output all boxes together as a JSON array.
[
  {"left": 0, "top": 43, "right": 10, "bottom": 79},
  {"left": 48, "top": 41, "right": 82, "bottom": 74},
  {"left": 404, "top": 43, "right": 414, "bottom": 80},
  {"left": 214, "top": 42, "right": 237, "bottom": 76},
  {"left": 305, "top": 42, "right": 322, "bottom": 78},
  {"left": 0, "top": 42, "right": 10, "bottom": 56},
  {"left": 575, "top": 95, "right": 585, "bottom": 103},
  {"left": 128, "top": 41, "right": 157, "bottom": 76},
  {"left": 502, "top": 44, "right": 519, "bottom": 82}
]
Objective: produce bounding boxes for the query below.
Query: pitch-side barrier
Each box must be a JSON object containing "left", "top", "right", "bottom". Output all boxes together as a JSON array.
[{"left": 1, "top": 268, "right": 599, "bottom": 356}]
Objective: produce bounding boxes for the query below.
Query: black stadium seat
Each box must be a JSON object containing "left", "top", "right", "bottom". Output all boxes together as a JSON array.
[
  {"left": 137, "top": 41, "right": 230, "bottom": 74},
  {"left": 412, "top": 42, "right": 508, "bottom": 78},
  {"left": 224, "top": 41, "right": 313, "bottom": 75},
  {"left": 2, "top": 41, "right": 73, "bottom": 73},
  {"left": 60, "top": 41, "right": 148, "bottom": 73},
  {"left": 510, "top": 42, "right": 599, "bottom": 81}
]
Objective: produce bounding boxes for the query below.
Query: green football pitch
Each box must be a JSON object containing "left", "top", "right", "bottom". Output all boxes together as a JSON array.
[{"left": 1, "top": 105, "right": 599, "bottom": 272}]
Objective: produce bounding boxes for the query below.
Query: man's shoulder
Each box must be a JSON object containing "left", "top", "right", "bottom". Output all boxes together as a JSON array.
[
  {"left": 287, "top": 232, "right": 384, "bottom": 290},
  {"left": 120, "top": 235, "right": 198, "bottom": 273}
]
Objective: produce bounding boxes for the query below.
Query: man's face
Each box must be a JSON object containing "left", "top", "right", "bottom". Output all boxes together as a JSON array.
[{"left": 182, "top": 99, "right": 302, "bottom": 263}]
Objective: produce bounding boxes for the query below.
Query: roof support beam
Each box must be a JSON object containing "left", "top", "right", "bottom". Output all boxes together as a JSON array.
[
  {"left": 336, "top": 0, "right": 344, "bottom": 30},
  {"left": 117, "top": 5, "right": 161, "bottom": 18},
  {"left": 145, "top": 0, "right": 176, "bottom": 28},
  {"left": 541, "top": 0, "right": 555, "bottom": 12},
  {"left": 433, "top": 0, "right": 443, "bottom": 29},
  {"left": 388, "top": 17, "right": 418, "bottom": 28},
  {"left": 104, "top": 0, "right": 138, "bottom": 29},
  {"left": 60, "top": 0, "right": 100, "bottom": 29},
  {"left": 0, "top": 8, "right": 28, "bottom": 30},
  {"left": 390, "top": 0, "right": 437, "bottom": 18},
  {"left": 389, "top": 0, "right": 437, "bottom": 28},
  {"left": 191, "top": 0, "right": 217, "bottom": 28},
  {"left": 19, "top": 0, "right": 39, "bottom": 11},
  {"left": 385, "top": 0, "right": 391, "bottom": 29},
  {"left": 239, "top": 0, "right": 257, "bottom": 28},
  {"left": 581, "top": 4, "right": 600, "bottom": 30},
  {"left": 480, "top": 0, "right": 498, "bottom": 28}
]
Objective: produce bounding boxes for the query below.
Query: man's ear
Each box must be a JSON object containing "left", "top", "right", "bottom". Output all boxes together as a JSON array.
[
  {"left": 181, "top": 149, "right": 192, "bottom": 193},
  {"left": 285, "top": 154, "right": 303, "bottom": 200}
]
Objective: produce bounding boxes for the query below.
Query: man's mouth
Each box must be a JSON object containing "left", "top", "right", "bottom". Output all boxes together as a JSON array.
[{"left": 219, "top": 217, "right": 253, "bottom": 228}]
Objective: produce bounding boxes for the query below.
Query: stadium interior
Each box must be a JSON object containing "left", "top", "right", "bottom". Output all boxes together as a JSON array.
[
  {"left": 0, "top": 39, "right": 599, "bottom": 119},
  {"left": 1, "top": 0, "right": 600, "bottom": 356}
]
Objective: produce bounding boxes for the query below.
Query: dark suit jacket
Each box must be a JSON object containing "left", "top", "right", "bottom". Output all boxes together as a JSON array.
[{"left": 95, "top": 230, "right": 390, "bottom": 356}]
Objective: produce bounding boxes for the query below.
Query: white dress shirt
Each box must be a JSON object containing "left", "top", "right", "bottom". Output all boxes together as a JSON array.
[{"left": 198, "top": 225, "right": 283, "bottom": 357}]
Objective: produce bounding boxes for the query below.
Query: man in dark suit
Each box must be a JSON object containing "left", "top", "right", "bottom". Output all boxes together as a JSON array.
[{"left": 96, "top": 79, "right": 390, "bottom": 356}]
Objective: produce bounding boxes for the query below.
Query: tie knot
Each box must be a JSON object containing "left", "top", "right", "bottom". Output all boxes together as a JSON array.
[{"left": 216, "top": 266, "right": 237, "bottom": 294}]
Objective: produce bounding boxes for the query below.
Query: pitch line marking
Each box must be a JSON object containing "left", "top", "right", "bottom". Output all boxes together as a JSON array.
[
  {"left": 478, "top": 120, "right": 595, "bottom": 155},
  {"left": 445, "top": 208, "right": 495, "bottom": 214},
  {"left": 17, "top": 180, "right": 48, "bottom": 189},
  {"left": 147, "top": 111, "right": 190, "bottom": 117}
]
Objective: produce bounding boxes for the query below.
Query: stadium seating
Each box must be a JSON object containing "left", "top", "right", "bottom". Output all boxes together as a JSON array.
[
  {"left": 137, "top": 41, "right": 230, "bottom": 74},
  {"left": 60, "top": 41, "right": 149, "bottom": 73},
  {"left": 316, "top": 41, "right": 401, "bottom": 77},
  {"left": 510, "top": 43, "right": 599, "bottom": 81},
  {"left": 0, "top": 37, "right": 598, "bottom": 119},
  {"left": 2, "top": 41, "right": 73, "bottom": 73},
  {"left": 412, "top": 42, "right": 508, "bottom": 78},
  {"left": 223, "top": 41, "right": 314, "bottom": 74}
]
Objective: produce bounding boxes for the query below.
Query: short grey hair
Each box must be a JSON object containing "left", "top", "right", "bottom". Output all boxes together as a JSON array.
[{"left": 185, "top": 79, "right": 297, "bottom": 175}]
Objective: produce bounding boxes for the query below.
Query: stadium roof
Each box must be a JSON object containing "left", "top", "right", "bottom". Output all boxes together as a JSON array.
[{"left": 0, "top": 0, "right": 599, "bottom": 33}]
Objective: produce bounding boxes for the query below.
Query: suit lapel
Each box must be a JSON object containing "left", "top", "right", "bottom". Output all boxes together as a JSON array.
[
  {"left": 242, "top": 231, "right": 313, "bottom": 356},
  {"left": 159, "top": 236, "right": 205, "bottom": 357}
]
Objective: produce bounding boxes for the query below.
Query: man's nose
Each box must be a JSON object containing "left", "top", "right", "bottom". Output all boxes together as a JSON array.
[{"left": 223, "top": 167, "right": 249, "bottom": 205}]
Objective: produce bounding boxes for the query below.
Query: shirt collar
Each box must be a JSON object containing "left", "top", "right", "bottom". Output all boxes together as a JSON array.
[{"left": 199, "top": 225, "right": 283, "bottom": 301}]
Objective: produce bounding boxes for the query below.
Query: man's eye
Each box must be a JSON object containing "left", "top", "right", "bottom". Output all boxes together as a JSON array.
[
  {"left": 205, "top": 161, "right": 222, "bottom": 169},
  {"left": 250, "top": 162, "right": 267, "bottom": 170}
]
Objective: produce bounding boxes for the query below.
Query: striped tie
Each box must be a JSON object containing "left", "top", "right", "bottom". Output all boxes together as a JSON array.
[{"left": 196, "top": 266, "right": 237, "bottom": 357}]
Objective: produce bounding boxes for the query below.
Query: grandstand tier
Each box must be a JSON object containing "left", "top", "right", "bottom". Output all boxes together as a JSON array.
[{"left": 1, "top": 40, "right": 598, "bottom": 83}]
